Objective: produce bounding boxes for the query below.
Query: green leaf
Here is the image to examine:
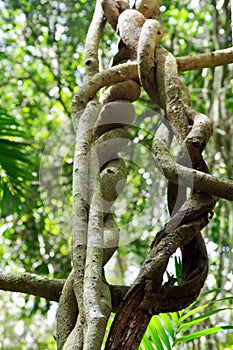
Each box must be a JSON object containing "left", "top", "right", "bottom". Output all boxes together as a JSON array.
[
  {"left": 209, "top": 296, "right": 233, "bottom": 306},
  {"left": 145, "top": 328, "right": 164, "bottom": 350},
  {"left": 174, "top": 326, "right": 233, "bottom": 345},
  {"left": 160, "top": 314, "right": 175, "bottom": 340},
  {"left": 194, "top": 288, "right": 224, "bottom": 303},
  {"left": 140, "top": 333, "right": 155, "bottom": 350},
  {"left": 149, "top": 316, "right": 171, "bottom": 350},
  {"left": 178, "top": 307, "right": 233, "bottom": 333},
  {"left": 1, "top": 157, "right": 33, "bottom": 181},
  {"left": 174, "top": 256, "right": 182, "bottom": 284},
  {"left": 1, "top": 182, "right": 22, "bottom": 217},
  {"left": 170, "top": 312, "right": 179, "bottom": 328},
  {"left": 35, "top": 261, "right": 50, "bottom": 275},
  {"left": 179, "top": 304, "right": 209, "bottom": 322}
]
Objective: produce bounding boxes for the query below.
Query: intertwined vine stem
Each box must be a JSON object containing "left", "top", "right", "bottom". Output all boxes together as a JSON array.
[{"left": 56, "top": 1, "right": 233, "bottom": 349}]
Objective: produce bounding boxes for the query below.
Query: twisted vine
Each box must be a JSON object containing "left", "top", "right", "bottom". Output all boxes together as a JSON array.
[
  {"left": 57, "top": 1, "right": 140, "bottom": 349},
  {"left": 56, "top": 1, "right": 233, "bottom": 349},
  {"left": 103, "top": 1, "right": 219, "bottom": 349}
]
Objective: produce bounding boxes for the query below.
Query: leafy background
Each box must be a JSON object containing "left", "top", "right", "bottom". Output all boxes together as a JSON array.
[{"left": 0, "top": 0, "right": 233, "bottom": 348}]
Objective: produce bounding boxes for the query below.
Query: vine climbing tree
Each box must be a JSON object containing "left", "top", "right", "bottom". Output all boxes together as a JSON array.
[
  {"left": 1, "top": 0, "right": 233, "bottom": 349},
  {"left": 54, "top": 1, "right": 233, "bottom": 349}
]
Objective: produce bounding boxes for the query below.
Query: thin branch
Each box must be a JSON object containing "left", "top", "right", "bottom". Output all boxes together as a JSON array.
[
  {"left": 56, "top": 270, "right": 78, "bottom": 350},
  {"left": 177, "top": 47, "right": 233, "bottom": 72},
  {"left": 84, "top": 0, "right": 106, "bottom": 80},
  {"left": 0, "top": 270, "right": 128, "bottom": 312},
  {"left": 82, "top": 148, "right": 111, "bottom": 349},
  {"left": 72, "top": 47, "right": 233, "bottom": 113},
  {"left": 71, "top": 101, "right": 102, "bottom": 325},
  {"left": 138, "top": 18, "right": 163, "bottom": 104},
  {"left": 155, "top": 46, "right": 189, "bottom": 140},
  {"left": 72, "top": 61, "right": 138, "bottom": 112},
  {"left": 152, "top": 137, "right": 233, "bottom": 201},
  {"left": 0, "top": 270, "right": 62, "bottom": 302}
]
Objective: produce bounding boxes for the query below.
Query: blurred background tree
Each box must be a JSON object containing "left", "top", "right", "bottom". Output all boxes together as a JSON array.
[{"left": 0, "top": 0, "right": 232, "bottom": 348}]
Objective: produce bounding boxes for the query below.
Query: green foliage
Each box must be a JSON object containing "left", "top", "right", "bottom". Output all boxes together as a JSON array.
[
  {"left": 104, "top": 290, "right": 233, "bottom": 350},
  {"left": 139, "top": 290, "right": 233, "bottom": 350},
  {"left": 0, "top": 107, "right": 36, "bottom": 217},
  {"left": 0, "top": 291, "right": 57, "bottom": 350}
]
